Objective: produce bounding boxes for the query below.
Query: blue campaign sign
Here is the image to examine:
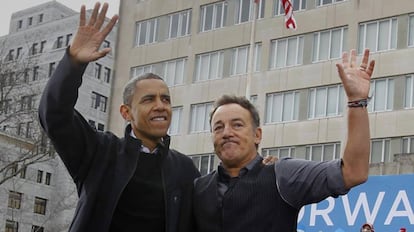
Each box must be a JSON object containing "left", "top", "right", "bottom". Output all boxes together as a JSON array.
[{"left": 297, "top": 174, "right": 414, "bottom": 232}]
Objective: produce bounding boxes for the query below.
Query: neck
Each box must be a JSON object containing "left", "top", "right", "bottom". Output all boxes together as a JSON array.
[{"left": 224, "top": 167, "right": 242, "bottom": 177}]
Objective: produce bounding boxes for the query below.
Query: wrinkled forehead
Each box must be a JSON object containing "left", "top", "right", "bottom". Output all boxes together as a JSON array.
[{"left": 212, "top": 103, "right": 251, "bottom": 124}]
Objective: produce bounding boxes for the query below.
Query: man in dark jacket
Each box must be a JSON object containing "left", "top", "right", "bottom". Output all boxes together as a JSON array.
[{"left": 38, "top": 3, "right": 200, "bottom": 232}]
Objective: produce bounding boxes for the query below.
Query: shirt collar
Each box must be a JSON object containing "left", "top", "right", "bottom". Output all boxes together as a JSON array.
[
  {"left": 129, "top": 130, "right": 159, "bottom": 154},
  {"left": 218, "top": 154, "right": 261, "bottom": 179}
]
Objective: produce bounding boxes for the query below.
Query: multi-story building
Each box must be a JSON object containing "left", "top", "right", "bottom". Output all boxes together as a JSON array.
[
  {"left": 0, "top": 1, "right": 117, "bottom": 231},
  {"left": 111, "top": 0, "right": 414, "bottom": 176}
]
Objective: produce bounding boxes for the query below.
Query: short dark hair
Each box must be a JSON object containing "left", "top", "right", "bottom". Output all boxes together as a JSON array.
[
  {"left": 122, "top": 73, "right": 165, "bottom": 105},
  {"left": 209, "top": 94, "right": 260, "bottom": 129}
]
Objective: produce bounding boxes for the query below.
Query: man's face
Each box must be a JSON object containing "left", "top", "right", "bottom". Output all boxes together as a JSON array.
[
  {"left": 124, "top": 79, "right": 172, "bottom": 149},
  {"left": 211, "top": 103, "right": 262, "bottom": 169}
]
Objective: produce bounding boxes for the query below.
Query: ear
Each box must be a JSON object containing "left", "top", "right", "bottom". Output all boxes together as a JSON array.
[
  {"left": 120, "top": 104, "right": 131, "bottom": 121},
  {"left": 254, "top": 127, "right": 262, "bottom": 146}
]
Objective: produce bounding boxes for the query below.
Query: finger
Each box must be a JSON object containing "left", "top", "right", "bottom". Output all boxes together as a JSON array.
[
  {"left": 336, "top": 63, "right": 347, "bottom": 84},
  {"left": 79, "top": 5, "right": 86, "bottom": 26},
  {"left": 95, "top": 2, "right": 109, "bottom": 29},
  {"left": 350, "top": 49, "right": 357, "bottom": 68},
  {"left": 341, "top": 50, "right": 349, "bottom": 69},
  {"left": 360, "top": 49, "right": 369, "bottom": 67},
  {"left": 365, "top": 60, "right": 375, "bottom": 79},
  {"left": 88, "top": 2, "right": 101, "bottom": 26},
  {"left": 101, "top": 15, "right": 119, "bottom": 37}
]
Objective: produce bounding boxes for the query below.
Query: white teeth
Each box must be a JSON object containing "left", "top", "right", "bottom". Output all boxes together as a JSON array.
[{"left": 152, "top": 117, "right": 165, "bottom": 121}]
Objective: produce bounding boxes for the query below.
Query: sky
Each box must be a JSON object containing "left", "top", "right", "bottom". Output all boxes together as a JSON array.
[{"left": 0, "top": 0, "right": 120, "bottom": 36}]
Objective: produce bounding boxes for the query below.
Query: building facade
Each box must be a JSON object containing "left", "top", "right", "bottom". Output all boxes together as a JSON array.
[
  {"left": 0, "top": 1, "right": 117, "bottom": 231},
  {"left": 111, "top": 0, "right": 414, "bottom": 176}
]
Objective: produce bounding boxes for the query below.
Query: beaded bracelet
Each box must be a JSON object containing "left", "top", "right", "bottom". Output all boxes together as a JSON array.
[{"left": 348, "top": 98, "right": 370, "bottom": 108}]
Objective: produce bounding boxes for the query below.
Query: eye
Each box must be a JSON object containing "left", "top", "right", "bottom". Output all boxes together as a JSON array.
[
  {"left": 233, "top": 122, "right": 244, "bottom": 129},
  {"left": 213, "top": 125, "right": 223, "bottom": 132},
  {"left": 162, "top": 96, "right": 171, "bottom": 104}
]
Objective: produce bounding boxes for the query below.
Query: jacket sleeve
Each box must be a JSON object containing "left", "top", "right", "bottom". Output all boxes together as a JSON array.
[{"left": 38, "top": 49, "right": 98, "bottom": 184}]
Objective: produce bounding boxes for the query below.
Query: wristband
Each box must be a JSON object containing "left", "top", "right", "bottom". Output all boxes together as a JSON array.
[{"left": 347, "top": 98, "right": 369, "bottom": 108}]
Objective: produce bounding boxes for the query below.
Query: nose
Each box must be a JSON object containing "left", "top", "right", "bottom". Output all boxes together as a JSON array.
[
  {"left": 154, "top": 97, "right": 167, "bottom": 110},
  {"left": 222, "top": 124, "right": 234, "bottom": 138}
]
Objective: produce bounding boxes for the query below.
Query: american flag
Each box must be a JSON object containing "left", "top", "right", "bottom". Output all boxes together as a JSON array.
[{"left": 254, "top": 0, "right": 297, "bottom": 29}]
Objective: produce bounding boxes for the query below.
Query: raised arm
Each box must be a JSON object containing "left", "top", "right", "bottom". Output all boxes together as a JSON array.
[
  {"left": 69, "top": 2, "right": 118, "bottom": 65},
  {"left": 336, "top": 49, "right": 375, "bottom": 189}
]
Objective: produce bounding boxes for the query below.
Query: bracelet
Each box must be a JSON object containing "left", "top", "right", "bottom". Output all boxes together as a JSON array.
[{"left": 347, "top": 98, "right": 369, "bottom": 108}]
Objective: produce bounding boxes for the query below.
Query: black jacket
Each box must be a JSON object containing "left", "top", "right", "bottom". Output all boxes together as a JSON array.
[{"left": 38, "top": 51, "right": 200, "bottom": 232}]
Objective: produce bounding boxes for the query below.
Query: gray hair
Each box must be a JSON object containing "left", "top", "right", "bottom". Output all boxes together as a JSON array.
[{"left": 122, "top": 73, "right": 165, "bottom": 105}]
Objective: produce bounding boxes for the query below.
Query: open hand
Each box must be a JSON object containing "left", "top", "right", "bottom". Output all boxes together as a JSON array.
[
  {"left": 69, "top": 2, "right": 119, "bottom": 64},
  {"left": 336, "top": 49, "right": 375, "bottom": 102}
]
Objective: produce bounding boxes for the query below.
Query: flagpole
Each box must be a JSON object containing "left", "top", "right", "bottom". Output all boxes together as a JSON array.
[{"left": 245, "top": 0, "right": 257, "bottom": 100}]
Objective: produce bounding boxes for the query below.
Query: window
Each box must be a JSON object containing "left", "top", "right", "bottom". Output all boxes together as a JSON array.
[
  {"left": 371, "top": 139, "right": 391, "bottom": 163},
  {"left": 95, "top": 63, "right": 102, "bottom": 79},
  {"left": 168, "top": 10, "right": 191, "bottom": 39},
  {"left": 254, "top": 43, "right": 262, "bottom": 72},
  {"left": 194, "top": 51, "right": 224, "bottom": 82},
  {"left": 40, "top": 41, "right": 46, "bottom": 53},
  {"left": 162, "top": 58, "right": 186, "bottom": 86},
  {"left": 21, "top": 95, "right": 35, "bottom": 111},
  {"left": 49, "top": 62, "right": 56, "bottom": 77},
  {"left": 402, "top": 136, "right": 414, "bottom": 153},
  {"left": 5, "top": 220, "right": 18, "bottom": 232},
  {"left": 313, "top": 27, "right": 348, "bottom": 62},
  {"left": 405, "top": 74, "right": 414, "bottom": 108},
  {"left": 88, "top": 120, "right": 96, "bottom": 129},
  {"left": 26, "top": 121, "right": 33, "bottom": 138},
  {"left": 66, "top": 33, "right": 72, "bottom": 46},
  {"left": 135, "top": 18, "right": 159, "bottom": 46},
  {"left": 316, "top": 0, "right": 345, "bottom": 7},
  {"left": 7, "top": 49, "right": 14, "bottom": 61},
  {"left": 102, "top": 67, "right": 111, "bottom": 83},
  {"left": 32, "top": 225, "right": 44, "bottom": 232},
  {"left": 265, "top": 91, "right": 299, "bottom": 123},
  {"left": 262, "top": 147, "right": 295, "bottom": 158},
  {"left": 190, "top": 102, "right": 213, "bottom": 133},
  {"left": 33, "top": 66, "right": 39, "bottom": 81},
  {"left": 17, "top": 122, "right": 25, "bottom": 136},
  {"left": 368, "top": 78, "right": 394, "bottom": 112},
  {"left": 37, "top": 170, "right": 43, "bottom": 183},
  {"left": 20, "top": 165, "right": 26, "bottom": 178},
  {"left": 8, "top": 191, "right": 22, "bottom": 209},
  {"left": 200, "top": 2, "right": 228, "bottom": 32},
  {"left": 131, "top": 64, "right": 154, "bottom": 78},
  {"left": 308, "top": 85, "right": 344, "bottom": 119},
  {"left": 18, "top": 20, "right": 23, "bottom": 29},
  {"left": 31, "top": 43, "right": 38, "bottom": 56},
  {"left": 38, "top": 14, "right": 43, "bottom": 23},
  {"left": 97, "top": 123, "right": 105, "bottom": 132},
  {"left": 409, "top": 15, "right": 414, "bottom": 47},
  {"left": 103, "top": 40, "right": 110, "bottom": 48},
  {"left": 235, "top": 0, "right": 265, "bottom": 24},
  {"left": 91, "top": 92, "right": 108, "bottom": 112},
  {"left": 28, "top": 17, "right": 33, "bottom": 26},
  {"left": 16, "top": 47, "right": 22, "bottom": 59},
  {"left": 231, "top": 45, "right": 249, "bottom": 76},
  {"left": 56, "top": 36, "right": 64, "bottom": 48},
  {"left": 45, "top": 172, "right": 51, "bottom": 185},
  {"left": 34, "top": 197, "right": 47, "bottom": 215},
  {"left": 270, "top": 36, "right": 304, "bottom": 69},
  {"left": 274, "top": 0, "right": 306, "bottom": 15},
  {"left": 190, "top": 153, "right": 215, "bottom": 175},
  {"left": 358, "top": 18, "right": 397, "bottom": 54},
  {"left": 306, "top": 143, "right": 341, "bottom": 161},
  {"left": 169, "top": 106, "right": 183, "bottom": 135},
  {"left": 0, "top": 99, "right": 12, "bottom": 114}
]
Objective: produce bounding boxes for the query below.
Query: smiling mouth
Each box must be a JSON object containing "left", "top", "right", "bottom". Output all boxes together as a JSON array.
[{"left": 151, "top": 116, "right": 167, "bottom": 121}]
